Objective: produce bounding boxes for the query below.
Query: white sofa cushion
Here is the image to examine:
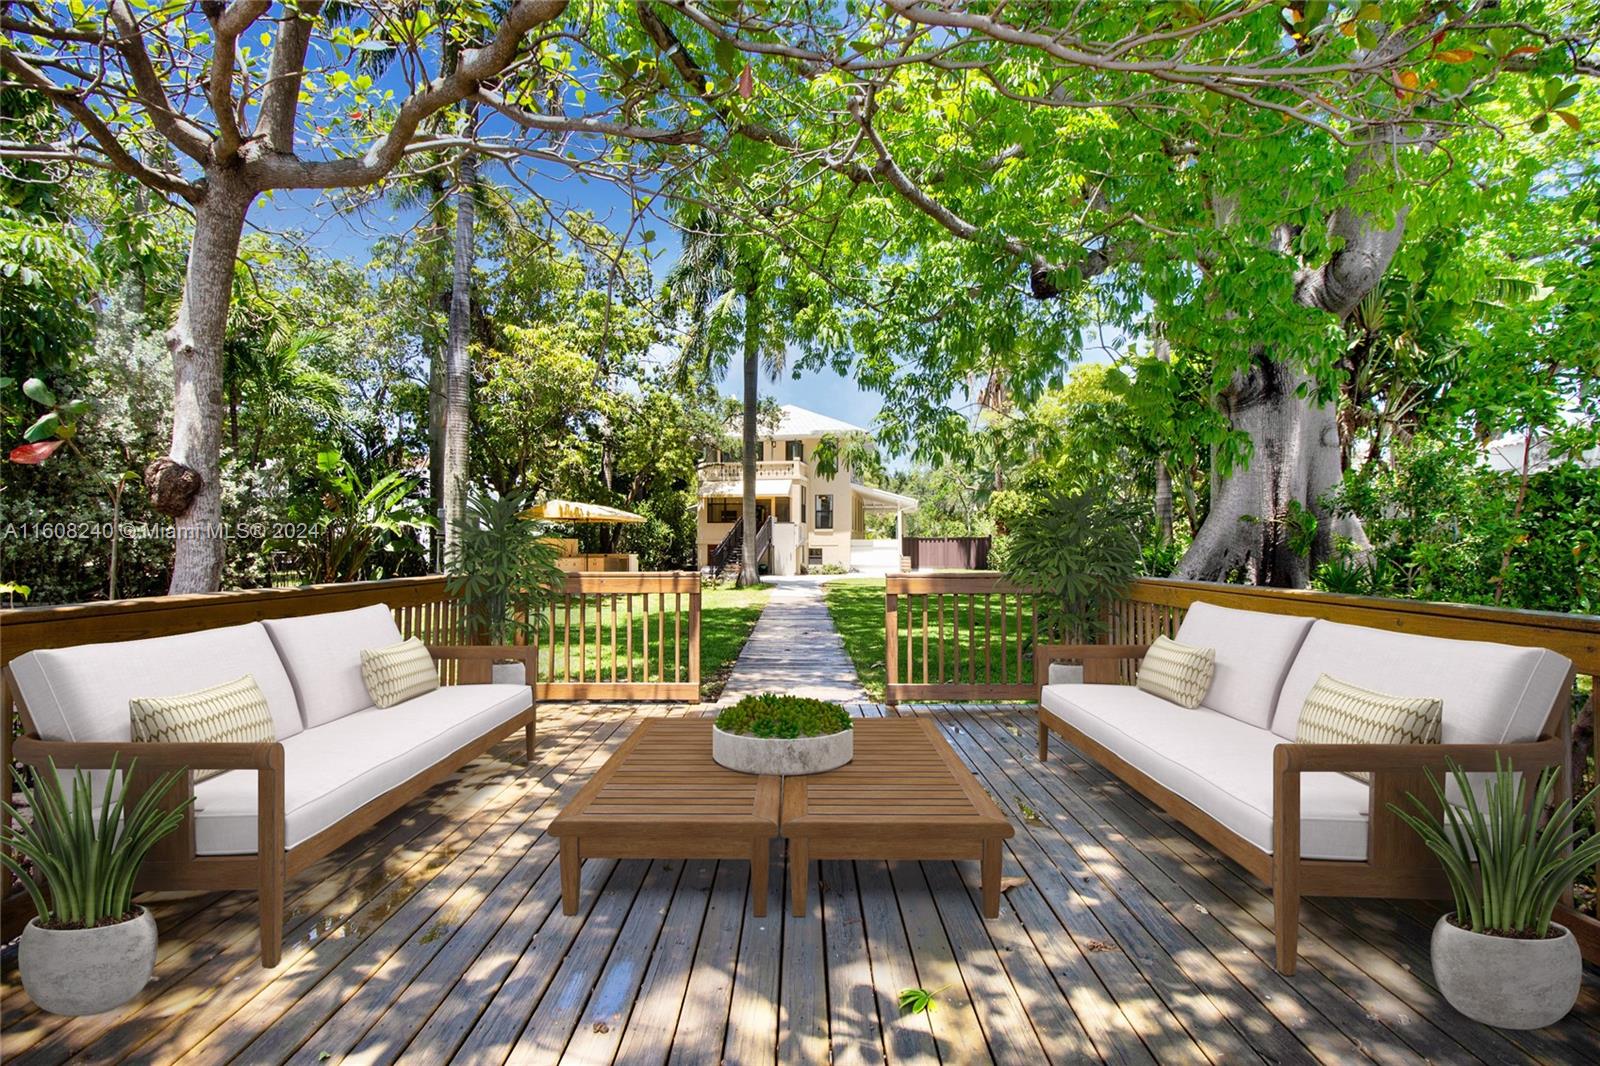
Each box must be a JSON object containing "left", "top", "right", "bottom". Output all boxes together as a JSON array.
[
  {"left": 1269, "top": 619, "right": 1571, "bottom": 744},
  {"left": 262, "top": 604, "right": 405, "bottom": 728},
  {"left": 1173, "top": 601, "right": 1314, "bottom": 729},
  {"left": 9, "top": 623, "right": 303, "bottom": 743},
  {"left": 191, "top": 683, "right": 532, "bottom": 854},
  {"left": 1042, "top": 682, "right": 1372, "bottom": 860}
]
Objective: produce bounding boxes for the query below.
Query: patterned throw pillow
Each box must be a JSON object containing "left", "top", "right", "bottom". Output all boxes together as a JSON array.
[
  {"left": 1135, "top": 635, "right": 1216, "bottom": 708},
  {"left": 361, "top": 637, "right": 439, "bottom": 708},
  {"left": 1295, "top": 673, "right": 1442, "bottom": 782},
  {"left": 130, "top": 675, "right": 275, "bottom": 783}
]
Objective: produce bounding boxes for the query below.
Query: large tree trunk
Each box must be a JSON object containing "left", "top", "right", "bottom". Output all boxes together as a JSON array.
[
  {"left": 441, "top": 148, "right": 475, "bottom": 567},
  {"left": 738, "top": 278, "right": 761, "bottom": 587},
  {"left": 1175, "top": 155, "right": 1402, "bottom": 585},
  {"left": 165, "top": 176, "right": 251, "bottom": 594}
]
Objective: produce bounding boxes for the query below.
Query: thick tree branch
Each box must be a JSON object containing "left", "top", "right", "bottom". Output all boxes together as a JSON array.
[
  {"left": 247, "top": 0, "right": 569, "bottom": 191},
  {"left": 254, "top": 1, "right": 321, "bottom": 154},
  {"left": 0, "top": 48, "right": 200, "bottom": 201},
  {"left": 200, "top": 1, "right": 271, "bottom": 161},
  {"left": 106, "top": 0, "right": 216, "bottom": 163}
]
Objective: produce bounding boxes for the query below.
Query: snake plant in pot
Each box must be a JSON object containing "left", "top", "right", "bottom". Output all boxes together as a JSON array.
[
  {"left": 1, "top": 757, "right": 191, "bottom": 1015},
  {"left": 1390, "top": 757, "right": 1600, "bottom": 1029}
]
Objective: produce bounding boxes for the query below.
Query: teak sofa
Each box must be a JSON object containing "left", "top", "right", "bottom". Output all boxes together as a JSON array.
[
  {"left": 3, "top": 603, "right": 538, "bottom": 967},
  {"left": 1035, "top": 601, "right": 1575, "bottom": 974}
]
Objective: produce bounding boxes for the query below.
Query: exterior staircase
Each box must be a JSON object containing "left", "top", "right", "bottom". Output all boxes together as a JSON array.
[{"left": 707, "top": 516, "right": 773, "bottom": 582}]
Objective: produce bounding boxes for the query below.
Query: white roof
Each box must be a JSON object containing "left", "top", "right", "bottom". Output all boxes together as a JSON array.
[
  {"left": 852, "top": 482, "right": 919, "bottom": 511},
  {"left": 1480, "top": 427, "right": 1599, "bottom": 474},
  {"left": 756, "top": 404, "right": 869, "bottom": 440}
]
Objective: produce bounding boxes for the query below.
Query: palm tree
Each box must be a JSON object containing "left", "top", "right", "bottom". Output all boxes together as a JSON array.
[
  {"left": 227, "top": 324, "right": 345, "bottom": 467},
  {"left": 664, "top": 207, "right": 786, "bottom": 586}
]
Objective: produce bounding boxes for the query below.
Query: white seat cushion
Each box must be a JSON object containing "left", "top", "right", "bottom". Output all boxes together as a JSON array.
[
  {"left": 1269, "top": 620, "right": 1572, "bottom": 744},
  {"left": 1042, "top": 683, "right": 1372, "bottom": 860},
  {"left": 9, "top": 623, "right": 302, "bottom": 742},
  {"left": 191, "top": 684, "right": 532, "bottom": 855},
  {"left": 1173, "top": 601, "right": 1314, "bottom": 729},
  {"left": 262, "top": 605, "right": 406, "bottom": 728}
]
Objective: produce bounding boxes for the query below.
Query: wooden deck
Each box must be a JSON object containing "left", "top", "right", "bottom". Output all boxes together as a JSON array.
[{"left": 3, "top": 702, "right": 1597, "bottom": 1065}]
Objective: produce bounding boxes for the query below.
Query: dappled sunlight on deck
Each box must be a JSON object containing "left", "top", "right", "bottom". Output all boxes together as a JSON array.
[{"left": 3, "top": 702, "right": 1597, "bottom": 1064}]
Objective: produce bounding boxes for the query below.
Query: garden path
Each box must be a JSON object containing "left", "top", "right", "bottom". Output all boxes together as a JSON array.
[{"left": 713, "top": 576, "right": 867, "bottom": 706}]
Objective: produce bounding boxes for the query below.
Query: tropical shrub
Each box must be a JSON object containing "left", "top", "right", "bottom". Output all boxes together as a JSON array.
[
  {"left": 992, "top": 476, "right": 1144, "bottom": 641},
  {"left": 0, "top": 757, "right": 190, "bottom": 928},
  {"left": 715, "top": 695, "right": 852, "bottom": 739},
  {"left": 447, "top": 489, "right": 565, "bottom": 645}
]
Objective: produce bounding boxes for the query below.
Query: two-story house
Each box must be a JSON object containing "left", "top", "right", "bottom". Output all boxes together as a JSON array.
[{"left": 696, "top": 404, "right": 918, "bottom": 576}]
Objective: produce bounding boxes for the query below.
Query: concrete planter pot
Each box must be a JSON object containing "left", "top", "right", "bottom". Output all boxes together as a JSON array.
[
  {"left": 20, "top": 906, "right": 157, "bottom": 1016},
  {"left": 712, "top": 726, "right": 853, "bottom": 776},
  {"left": 491, "top": 661, "right": 527, "bottom": 686},
  {"left": 1432, "top": 915, "right": 1580, "bottom": 1029}
]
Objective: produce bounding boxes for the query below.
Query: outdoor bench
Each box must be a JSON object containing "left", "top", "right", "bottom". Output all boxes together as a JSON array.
[
  {"left": 4, "top": 603, "right": 537, "bottom": 967},
  {"left": 1035, "top": 600, "right": 1575, "bottom": 974}
]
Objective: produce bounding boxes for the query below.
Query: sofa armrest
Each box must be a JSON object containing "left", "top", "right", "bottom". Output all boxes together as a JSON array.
[
  {"left": 427, "top": 644, "right": 536, "bottom": 686},
  {"left": 1273, "top": 736, "right": 1564, "bottom": 775},
  {"left": 1035, "top": 643, "right": 1149, "bottom": 687},
  {"left": 12, "top": 735, "right": 285, "bottom": 771}
]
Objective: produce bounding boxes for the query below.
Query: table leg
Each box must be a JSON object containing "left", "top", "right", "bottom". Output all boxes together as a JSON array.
[
  {"left": 750, "top": 837, "right": 769, "bottom": 918},
  {"left": 789, "top": 837, "right": 809, "bottom": 917},
  {"left": 981, "top": 839, "right": 1002, "bottom": 918},
  {"left": 560, "top": 836, "right": 580, "bottom": 916}
]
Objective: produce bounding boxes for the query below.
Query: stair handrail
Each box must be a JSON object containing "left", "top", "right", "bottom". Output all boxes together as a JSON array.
[{"left": 709, "top": 517, "right": 743, "bottom": 574}]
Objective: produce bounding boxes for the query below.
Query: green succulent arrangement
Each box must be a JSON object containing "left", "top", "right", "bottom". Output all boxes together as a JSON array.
[
  {"left": 715, "top": 695, "right": 852, "bottom": 739},
  {"left": 0, "top": 757, "right": 191, "bottom": 929},
  {"left": 1390, "top": 757, "right": 1600, "bottom": 938}
]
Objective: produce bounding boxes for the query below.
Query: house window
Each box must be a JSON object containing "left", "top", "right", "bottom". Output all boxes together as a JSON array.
[
  {"left": 786, "top": 440, "right": 804, "bottom": 461},
  {"left": 815, "top": 494, "right": 834, "bottom": 530},
  {"left": 808, "top": 548, "right": 824, "bottom": 565},
  {"left": 800, "top": 487, "right": 807, "bottom": 524},
  {"left": 711, "top": 498, "right": 739, "bottom": 523}
]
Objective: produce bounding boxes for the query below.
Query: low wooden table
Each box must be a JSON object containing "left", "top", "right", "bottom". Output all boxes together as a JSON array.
[
  {"left": 549, "top": 718, "right": 779, "bottom": 916},
  {"left": 782, "top": 717, "right": 1014, "bottom": 917}
]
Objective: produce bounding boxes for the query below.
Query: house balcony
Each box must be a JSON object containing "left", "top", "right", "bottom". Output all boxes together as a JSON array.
[{"left": 696, "top": 459, "right": 809, "bottom": 494}]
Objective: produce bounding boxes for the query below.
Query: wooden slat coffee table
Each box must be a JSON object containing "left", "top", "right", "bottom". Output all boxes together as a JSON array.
[
  {"left": 549, "top": 718, "right": 779, "bottom": 916},
  {"left": 783, "top": 717, "right": 1014, "bottom": 917}
]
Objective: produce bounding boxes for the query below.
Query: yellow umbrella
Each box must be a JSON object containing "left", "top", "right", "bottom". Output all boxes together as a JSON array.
[{"left": 519, "top": 498, "right": 646, "bottom": 524}]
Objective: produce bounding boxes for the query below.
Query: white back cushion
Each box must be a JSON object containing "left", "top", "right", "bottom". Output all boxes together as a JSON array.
[
  {"left": 10, "top": 622, "right": 302, "bottom": 742},
  {"left": 1173, "top": 601, "right": 1315, "bottom": 728},
  {"left": 262, "top": 604, "right": 404, "bottom": 727},
  {"left": 1271, "top": 619, "right": 1571, "bottom": 743}
]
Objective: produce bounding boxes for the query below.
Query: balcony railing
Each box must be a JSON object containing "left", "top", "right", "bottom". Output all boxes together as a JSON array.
[{"left": 697, "top": 459, "right": 809, "bottom": 484}]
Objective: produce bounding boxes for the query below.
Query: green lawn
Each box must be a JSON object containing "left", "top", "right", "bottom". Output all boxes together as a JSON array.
[
  {"left": 824, "top": 578, "right": 888, "bottom": 701},
  {"left": 699, "top": 583, "right": 772, "bottom": 699}
]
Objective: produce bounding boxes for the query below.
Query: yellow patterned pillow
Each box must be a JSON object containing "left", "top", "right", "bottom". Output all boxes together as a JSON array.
[
  {"left": 130, "top": 675, "right": 275, "bottom": 783},
  {"left": 361, "top": 637, "right": 439, "bottom": 708},
  {"left": 1295, "top": 673, "right": 1442, "bottom": 782},
  {"left": 1135, "top": 635, "right": 1215, "bottom": 708}
]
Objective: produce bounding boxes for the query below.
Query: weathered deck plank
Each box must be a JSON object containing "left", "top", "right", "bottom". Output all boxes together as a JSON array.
[{"left": 3, "top": 702, "right": 1596, "bottom": 1065}]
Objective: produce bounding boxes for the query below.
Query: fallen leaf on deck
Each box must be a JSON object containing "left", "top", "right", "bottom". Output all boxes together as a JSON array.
[
  {"left": 1000, "top": 875, "right": 1028, "bottom": 893},
  {"left": 1082, "top": 938, "right": 1118, "bottom": 953}
]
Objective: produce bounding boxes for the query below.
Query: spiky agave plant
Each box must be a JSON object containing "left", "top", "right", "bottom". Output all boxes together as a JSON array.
[
  {"left": 1389, "top": 757, "right": 1600, "bottom": 937},
  {"left": 0, "top": 757, "right": 191, "bottom": 928}
]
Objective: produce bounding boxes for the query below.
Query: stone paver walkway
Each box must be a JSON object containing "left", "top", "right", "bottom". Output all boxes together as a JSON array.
[{"left": 715, "top": 576, "right": 866, "bottom": 705}]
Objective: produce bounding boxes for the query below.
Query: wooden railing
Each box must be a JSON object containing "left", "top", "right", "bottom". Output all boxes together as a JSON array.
[
  {"left": 527, "top": 571, "right": 700, "bottom": 702},
  {"left": 884, "top": 572, "right": 1052, "bottom": 701}
]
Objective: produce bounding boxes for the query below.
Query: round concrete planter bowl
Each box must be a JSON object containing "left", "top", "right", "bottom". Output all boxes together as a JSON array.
[
  {"left": 1431, "top": 915, "right": 1580, "bottom": 1029},
  {"left": 712, "top": 726, "right": 853, "bottom": 776},
  {"left": 20, "top": 906, "right": 157, "bottom": 1016}
]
